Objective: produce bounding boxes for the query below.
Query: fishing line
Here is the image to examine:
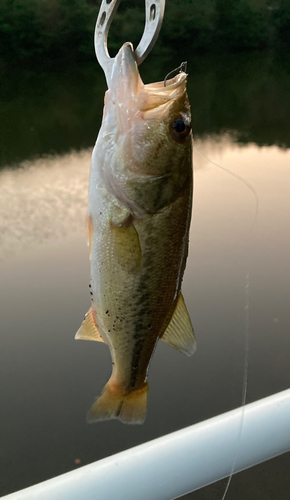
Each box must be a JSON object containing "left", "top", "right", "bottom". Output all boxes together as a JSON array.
[
  {"left": 220, "top": 271, "right": 250, "bottom": 500},
  {"left": 193, "top": 145, "right": 256, "bottom": 499},
  {"left": 164, "top": 61, "right": 187, "bottom": 87},
  {"left": 193, "top": 146, "right": 259, "bottom": 228}
]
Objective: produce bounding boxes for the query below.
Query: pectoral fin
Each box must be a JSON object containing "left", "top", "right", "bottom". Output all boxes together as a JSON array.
[
  {"left": 86, "top": 215, "right": 94, "bottom": 260},
  {"left": 161, "top": 293, "right": 196, "bottom": 356},
  {"left": 75, "top": 307, "right": 105, "bottom": 343},
  {"left": 111, "top": 216, "right": 141, "bottom": 272}
]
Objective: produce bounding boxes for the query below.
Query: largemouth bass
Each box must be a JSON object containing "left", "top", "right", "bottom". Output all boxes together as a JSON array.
[{"left": 76, "top": 43, "right": 195, "bottom": 424}]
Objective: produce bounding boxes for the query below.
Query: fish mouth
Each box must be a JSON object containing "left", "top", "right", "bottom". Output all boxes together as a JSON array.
[
  {"left": 111, "top": 43, "right": 187, "bottom": 114},
  {"left": 145, "top": 72, "right": 187, "bottom": 94},
  {"left": 138, "top": 72, "right": 188, "bottom": 113},
  {"left": 110, "top": 42, "right": 141, "bottom": 99}
]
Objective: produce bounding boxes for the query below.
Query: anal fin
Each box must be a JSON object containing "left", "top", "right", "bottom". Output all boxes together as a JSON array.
[
  {"left": 161, "top": 293, "right": 196, "bottom": 356},
  {"left": 75, "top": 307, "right": 105, "bottom": 342}
]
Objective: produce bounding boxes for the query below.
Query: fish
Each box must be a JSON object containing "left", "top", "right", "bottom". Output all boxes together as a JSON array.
[{"left": 75, "top": 42, "right": 195, "bottom": 424}]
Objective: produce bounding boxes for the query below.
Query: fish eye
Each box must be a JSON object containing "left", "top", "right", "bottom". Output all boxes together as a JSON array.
[
  {"left": 173, "top": 118, "right": 186, "bottom": 133},
  {"left": 170, "top": 115, "right": 191, "bottom": 142}
]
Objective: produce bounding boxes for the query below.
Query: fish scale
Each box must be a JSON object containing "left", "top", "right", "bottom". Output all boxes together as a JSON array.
[{"left": 75, "top": 41, "right": 195, "bottom": 424}]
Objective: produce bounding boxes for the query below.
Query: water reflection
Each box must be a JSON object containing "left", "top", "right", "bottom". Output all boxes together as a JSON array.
[
  {"left": 0, "top": 149, "right": 90, "bottom": 259},
  {"left": 0, "top": 136, "right": 289, "bottom": 498}
]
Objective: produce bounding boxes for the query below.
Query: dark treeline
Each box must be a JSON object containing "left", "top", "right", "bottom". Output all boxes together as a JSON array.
[{"left": 0, "top": 0, "right": 290, "bottom": 66}]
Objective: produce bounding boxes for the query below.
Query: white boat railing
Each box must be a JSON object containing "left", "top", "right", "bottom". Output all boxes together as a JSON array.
[{"left": 2, "top": 389, "right": 290, "bottom": 500}]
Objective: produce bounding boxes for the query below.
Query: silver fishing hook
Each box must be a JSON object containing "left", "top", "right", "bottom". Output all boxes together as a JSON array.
[
  {"left": 164, "top": 61, "right": 187, "bottom": 87},
  {"left": 95, "top": 0, "right": 166, "bottom": 87}
]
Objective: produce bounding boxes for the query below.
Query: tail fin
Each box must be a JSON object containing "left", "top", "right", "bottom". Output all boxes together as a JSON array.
[{"left": 87, "top": 381, "right": 148, "bottom": 425}]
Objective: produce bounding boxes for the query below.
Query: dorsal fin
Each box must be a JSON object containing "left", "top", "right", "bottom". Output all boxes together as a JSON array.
[
  {"left": 161, "top": 293, "right": 196, "bottom": 356},
  {"left": 75, "top": 307, "right": 105, "bottom": 343}
]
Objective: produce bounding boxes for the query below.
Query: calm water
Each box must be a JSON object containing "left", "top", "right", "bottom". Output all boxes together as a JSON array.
[{"left": 0, "top": 52, "right": 290, "bottom": 498}]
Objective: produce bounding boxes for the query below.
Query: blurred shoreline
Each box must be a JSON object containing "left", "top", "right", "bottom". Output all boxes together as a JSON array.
[
  {"left": 1, "top": 49, "right": 290, "bottom": 169},
  {"left": 0, "top": 0, "right": 290, "bottom": 69}
]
